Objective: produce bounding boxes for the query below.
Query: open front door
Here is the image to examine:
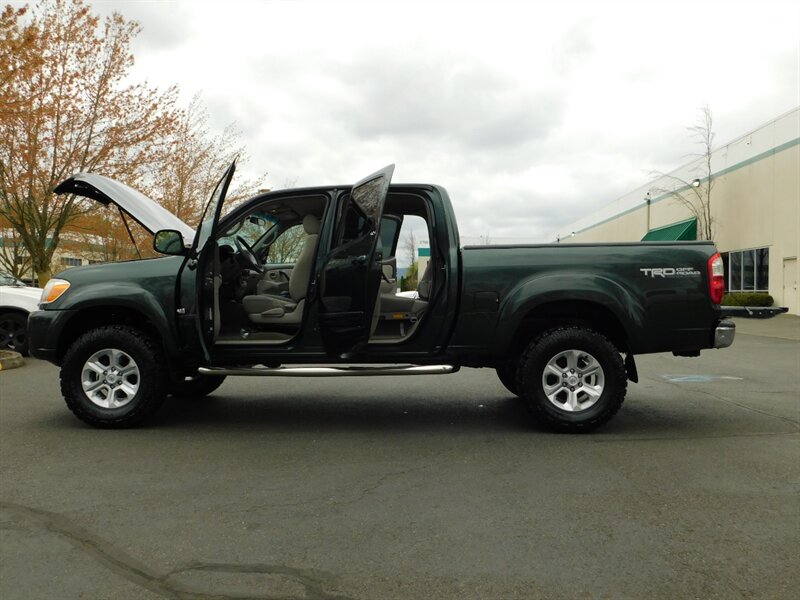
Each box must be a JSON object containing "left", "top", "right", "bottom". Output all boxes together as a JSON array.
[
  {"left": 318, "top": 165, "right": 394, "bottom": 356},
  {"left": 178, "top": 161, "right": 236, "bottom": 359}
]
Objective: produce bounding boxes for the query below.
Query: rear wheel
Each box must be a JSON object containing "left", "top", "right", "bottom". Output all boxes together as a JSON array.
[
  {"left": 517, "top": 326, "right": 627, "bottom": 432},
  {"left": 60, "top": 325, "right": 167, "bottom": 428}
]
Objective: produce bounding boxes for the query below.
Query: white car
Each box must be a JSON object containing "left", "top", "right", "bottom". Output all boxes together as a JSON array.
[{"left": 0, "top": 272, "right": 41, "bottom": 355}]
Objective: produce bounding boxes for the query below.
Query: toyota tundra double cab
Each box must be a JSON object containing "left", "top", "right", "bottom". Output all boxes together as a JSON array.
[{"left": 29, "top": 162, "right": 774, "bottom": 432}]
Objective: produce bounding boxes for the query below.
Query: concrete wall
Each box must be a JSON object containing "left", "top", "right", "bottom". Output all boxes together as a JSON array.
[{"left": 562, "top": 108, "right": 800, "bottom": 314}]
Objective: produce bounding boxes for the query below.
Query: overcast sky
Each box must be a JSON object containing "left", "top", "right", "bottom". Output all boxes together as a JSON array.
[{"left": 88, "top": 0, "right": 799, "bottom": 242}]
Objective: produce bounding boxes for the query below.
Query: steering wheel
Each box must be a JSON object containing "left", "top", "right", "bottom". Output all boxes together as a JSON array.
[{"left": 234, "top": 236, "right": 263, "bottom": 273}]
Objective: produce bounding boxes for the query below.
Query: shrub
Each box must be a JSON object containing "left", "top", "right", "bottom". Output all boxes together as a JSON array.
[
  {"left": 399, "top": 262, "right": 419, "bottom": 292},
  {"left": 721, "top": 292, "right": 774, "bottom": 307}
]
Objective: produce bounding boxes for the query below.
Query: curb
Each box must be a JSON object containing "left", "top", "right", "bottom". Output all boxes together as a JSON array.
[{"left": 0, "top": 350, "right": 24, "bottom": 371}]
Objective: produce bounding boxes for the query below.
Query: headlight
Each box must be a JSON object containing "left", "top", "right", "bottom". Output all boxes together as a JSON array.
[{"left": 40, "top": 279, "right": 71, "bottom": 305}]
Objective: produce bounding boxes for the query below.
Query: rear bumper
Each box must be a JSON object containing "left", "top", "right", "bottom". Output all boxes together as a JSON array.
[
  {"left": 719, "top": 306, "right": 789, "bottom": 319},
  {"left": 713, "top": 320, "right": 735, "bottom": 348}
]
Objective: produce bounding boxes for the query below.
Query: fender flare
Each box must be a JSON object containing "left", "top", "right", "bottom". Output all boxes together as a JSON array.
[
  {"left": 57, "top": 283, "right": 182, "bottom": 357},
  {"left": 490, "top": 273, "right": 646, "bottom": 356}
]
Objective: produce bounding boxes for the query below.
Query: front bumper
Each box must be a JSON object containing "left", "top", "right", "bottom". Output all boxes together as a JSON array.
[
  {"left": 713, "top": 320, "right": 736, "bottom": 348},
  {"left": 28, "top": 309, "right": 77, "bottom": 365}
]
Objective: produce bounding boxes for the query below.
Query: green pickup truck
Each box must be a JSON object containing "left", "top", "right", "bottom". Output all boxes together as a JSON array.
[{"left": 29, "top": 162, "right": 770, "bottom": 432}]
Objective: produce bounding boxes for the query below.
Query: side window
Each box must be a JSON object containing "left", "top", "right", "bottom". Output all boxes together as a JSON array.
[
  {"left": 397, "top": 215, "right": 428, "bottom": 266},
  {"left": 333, "top": 174, "right": 387, "bottom": 248},
  {"left": 396, "top": 214, "right": 430, "bottom": 292},
  {"left": 336, "top": 201, "right": 369, "bottom": 246},
  {"left": 266, "top": 224, "right": 305, "bottom": 264},
  {"left": 351, "top": 175, "right": 384, "bottom": 227},
  {"left": 379, "top": 216, "right": 401, "bottom": 259}
]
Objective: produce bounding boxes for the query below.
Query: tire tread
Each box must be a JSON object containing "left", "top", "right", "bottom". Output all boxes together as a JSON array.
[
  {"left": 516, "top": 326, "right": 627, "bottom": 433},
  {"left": 60, "top": 325, "right": 167, "bottom": 428}
]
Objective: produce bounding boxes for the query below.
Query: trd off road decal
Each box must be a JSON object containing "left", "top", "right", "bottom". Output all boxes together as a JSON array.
[{"left": 640, "top": 267, "right": 701, "bottom": 278}]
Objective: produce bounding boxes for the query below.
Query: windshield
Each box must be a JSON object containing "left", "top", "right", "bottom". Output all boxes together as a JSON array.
[
  {"left": 218, "top": 213, "right": 279, "bottom": 249},
  {"left": 0, "top": 271, "right": 25, "bottom": 286}
]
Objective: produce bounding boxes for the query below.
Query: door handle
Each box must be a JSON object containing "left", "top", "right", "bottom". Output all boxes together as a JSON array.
[{"left": 352, "top": 255, "right": 367, "bottom": 265}]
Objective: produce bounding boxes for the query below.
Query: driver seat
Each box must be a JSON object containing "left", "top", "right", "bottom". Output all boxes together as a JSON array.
[{"left": 242, "top": 215, "right": 320, "bottom": 325}]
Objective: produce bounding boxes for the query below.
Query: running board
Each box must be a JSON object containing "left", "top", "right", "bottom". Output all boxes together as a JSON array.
[{"left": 198, "top": 364, "right": 460, "bottom": 377}]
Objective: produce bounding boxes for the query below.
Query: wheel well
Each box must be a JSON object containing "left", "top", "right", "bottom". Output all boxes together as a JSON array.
[
  {"left": 505, "top": 300, "right": 629, "bottom": 361},
  {"left": 0, "top": 307, "right": 29, "bottom": 317},
  {"left": 57, "top": 306, "right": 163, "bottom": 363}
]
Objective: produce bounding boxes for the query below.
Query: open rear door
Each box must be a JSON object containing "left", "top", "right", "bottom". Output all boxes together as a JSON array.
[{"left": 318, "top": 165, "right": 394, "bottom": 356}]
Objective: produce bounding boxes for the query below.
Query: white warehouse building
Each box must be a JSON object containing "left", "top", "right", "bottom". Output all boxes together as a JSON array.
[{"left": 556, "top": 107, "right": 800, "bottom": 315}]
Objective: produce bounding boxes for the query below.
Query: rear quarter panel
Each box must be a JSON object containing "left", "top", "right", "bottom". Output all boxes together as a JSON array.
[{"left": 449, "top": 242, "right": 718, "bottom": 358}]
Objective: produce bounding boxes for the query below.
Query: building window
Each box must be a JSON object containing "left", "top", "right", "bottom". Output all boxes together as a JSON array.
[
  {"left": 60, "top": 257, "right": 82, "bottom": 267},
  {"left": 722, "top": 248, "right": 769, "bottom": 292},
  {"left": 755, "top": 248, "right": 769, "bottom": 290}
]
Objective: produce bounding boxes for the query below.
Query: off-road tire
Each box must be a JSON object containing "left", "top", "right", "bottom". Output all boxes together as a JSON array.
[
  {"left": 495, "top": 363, "right": 519, "bottom": 396},
  {"left": 170, "top": 374, "right": 226, "bottom": 399},
  {"left": 517, "top": 326, "right": 627, "bottom": 433},
  {"left": 60, "top": 325, "right": 168, "bottom": 428}
]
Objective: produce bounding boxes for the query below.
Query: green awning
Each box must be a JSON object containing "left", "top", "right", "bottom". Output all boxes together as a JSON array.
[{"left": 641, "top": 218, "right": 697, "bottom": 241}]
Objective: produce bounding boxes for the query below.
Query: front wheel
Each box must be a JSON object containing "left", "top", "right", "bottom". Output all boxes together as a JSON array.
[
  {"left": 60, "top": 325, "right": 168, "bottom": 428},
  {"left": 517, "top": 327, "right": 627, "bottom": 432}
]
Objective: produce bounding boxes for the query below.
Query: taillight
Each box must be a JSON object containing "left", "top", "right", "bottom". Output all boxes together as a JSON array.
[{"left": 707, "top": 253, "right": 725, "bottom": 304}]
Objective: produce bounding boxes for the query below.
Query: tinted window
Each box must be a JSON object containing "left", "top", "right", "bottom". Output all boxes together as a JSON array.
[
  {"left": 379, "top": 217, "right": 400, "bottom": 258},
  {"left": 352, "top": 176, "right": 383, "bottom": 227},
  {"left": 756, "top": 248, "right": 769, "bottom": 291},
  {"left": 730, "top": 252, "right": 742, "bottom": 291},
  {"left": 335, "top": 203, "right": 367, "bottom": 246},
  {"left": 726, "top": 247, "right": 769, "bottom": 292},
  {"left": 742, "top": 250, "right": 755, "bottom": 291}
]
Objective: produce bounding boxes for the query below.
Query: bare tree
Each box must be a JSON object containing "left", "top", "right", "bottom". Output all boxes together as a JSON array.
[
  {"left": 401, "top": 229, "right": 417, "bottom": 267},
  {"left": 0, "top": 227, "right": 31, "bottom": 279},
  {"left": 398, "top": 229, "right": 419, "bottom": 290},
  {"left": 649, "top": 104, "right": 716, "bottom": 241}
]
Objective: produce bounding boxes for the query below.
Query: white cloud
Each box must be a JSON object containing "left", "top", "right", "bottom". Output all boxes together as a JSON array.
[{"left": 96, "top": 0, "right": 800, "bottom": 241}]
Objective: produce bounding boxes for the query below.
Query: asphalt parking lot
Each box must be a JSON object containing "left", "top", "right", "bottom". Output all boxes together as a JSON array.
[{"left": 1, "top": 316, "right": 798, "bottom": 600}]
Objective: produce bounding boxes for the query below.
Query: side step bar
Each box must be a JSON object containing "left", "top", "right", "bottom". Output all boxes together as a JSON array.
[{"left": 198, "top": 364, "right": 460, "bottom": 377}]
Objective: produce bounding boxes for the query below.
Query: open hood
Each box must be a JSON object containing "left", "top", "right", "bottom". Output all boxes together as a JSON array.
[{"left": 54, "top": 173, "right": 195, "bottom": 243}]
